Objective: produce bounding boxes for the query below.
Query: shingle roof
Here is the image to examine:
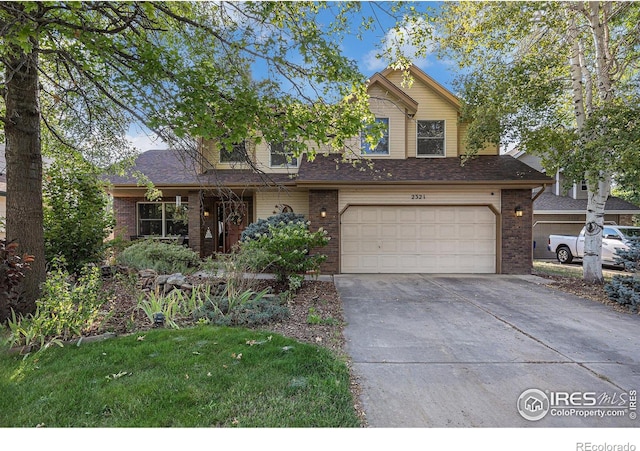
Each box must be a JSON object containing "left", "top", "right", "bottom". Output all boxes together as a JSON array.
[
  {"left": 107, "top": 149, "right": 295, "bottom": 187},
  {"left": 296, "top": 154, "right": 552, "bottom": 185},
  {"left": 534, "top": 192, "right": 640, "bottom": 213},
  {"left": 108, "top": 149, "right": 552, "bottom": 189}
]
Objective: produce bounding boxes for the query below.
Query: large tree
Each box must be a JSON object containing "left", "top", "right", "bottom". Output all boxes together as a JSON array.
[
  {"left": 0, "top": 1, "right": 412, "bottom": 318},
  {"left": 432, "top": 1, "right": 640, "bottom": 283}
]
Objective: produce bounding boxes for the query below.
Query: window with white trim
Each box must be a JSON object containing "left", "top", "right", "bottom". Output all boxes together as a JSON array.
[
  {"left": 270, "top": 141, "right": 298, "bottom": 167},
  {"left": 417, "top": 120, "right": 445, "bottom": 157},
  {"left": 361, "top": 117, "right": 390, "bottom": 155},
  {"left": 138, "top": 202, "right": 188, "bottom": 237}
]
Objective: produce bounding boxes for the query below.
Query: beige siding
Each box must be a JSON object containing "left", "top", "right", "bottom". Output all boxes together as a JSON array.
[
  {"left": 255, "top": 189, "right": 309, "bottom": 220},
  {"left": 385, "top": 71, "right": 459, "bottom": 158},
  {"left": 367, "top": 84, "right": 408, "bottom": 159},
  {"left": 458, "top": 122, "right": 499, "bottom": 156},
  {"left": 339, "top": 187, "right": 501, "bottom": 213}
]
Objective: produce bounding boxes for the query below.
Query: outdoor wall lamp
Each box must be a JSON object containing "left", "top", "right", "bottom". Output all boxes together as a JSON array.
[
  {"left": 320, "top": 207, "right": 327, "bottom": 218},
  {"left": 203, "top": 207, "right": 210, "bottom": 217},
  {"left": 514, "top": 206, "right": 523, "bottom": 217}
]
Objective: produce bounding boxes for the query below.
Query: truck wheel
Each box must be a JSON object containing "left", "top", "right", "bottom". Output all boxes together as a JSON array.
[{"left": 556, "top": 246, "right": 573, "bottom": 264}]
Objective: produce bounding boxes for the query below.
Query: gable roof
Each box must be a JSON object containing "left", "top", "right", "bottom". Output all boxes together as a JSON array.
[
  {"left": 296, "top": 154, "right": 551, "bottom": 187},
  {"left": 368, "top": 73, "right": 419, "bottom": 115},
  {"left": 381, "top": 65, "right": 461, "bottom": 111}
]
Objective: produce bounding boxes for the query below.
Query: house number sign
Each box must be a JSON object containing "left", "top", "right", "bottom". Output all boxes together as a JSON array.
[{"left": 411, "top": 194, "right": 426, "bottom": 200}]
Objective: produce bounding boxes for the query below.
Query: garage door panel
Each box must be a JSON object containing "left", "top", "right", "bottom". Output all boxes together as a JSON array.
[{"left": 341, "top": 205, "right": 496, "bottom": 274}]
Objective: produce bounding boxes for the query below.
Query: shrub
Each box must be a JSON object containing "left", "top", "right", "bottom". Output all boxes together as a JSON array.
[
  {"left": 605, "top": 238, "right": 640, "bottom": 312},
  {"left": 43, "top": 157, "right": 114, "bottom": 274},
  {"left": 194, "top": 287, "right": 289, "bottom": 326},
  {"left": 241, "top": 212, "right": 306, "bottom": 241},
  {"left": 240, "top": 221, "right": 329, "bottom": 287},
  {"left": 117, "top": 239, "right": 200, "bottom": 274},
  {"left": 4, "top": 263, "right": 109, "bottom": 351},
  {"left": 0, "top": 240, "right": 33, "bottom": 323}
]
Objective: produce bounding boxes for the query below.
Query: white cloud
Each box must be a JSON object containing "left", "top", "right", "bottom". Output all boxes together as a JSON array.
[
  {"left": 126, "top": 132, "right": 168, "bottom": 153},
  {"left": 362, "top": 18, "right": 436, "bottom": 73}
]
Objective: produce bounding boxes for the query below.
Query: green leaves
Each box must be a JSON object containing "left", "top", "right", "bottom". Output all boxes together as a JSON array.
[{"left": 240, "top": 221, "right": 329, "bottom": 286}]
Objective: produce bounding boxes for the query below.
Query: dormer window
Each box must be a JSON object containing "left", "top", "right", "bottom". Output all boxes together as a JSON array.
[
  {"left": 270, "top": 141, "right": 298, "bottom": 167},
  {"left": 417, "top": 120, "right": 445, "bottom": 157},
  {"left": 220, "top": 141, "right": 247, "bottom": 163},
  {"left": 361, "top": 118, "right": 389, "bottom": 155}
]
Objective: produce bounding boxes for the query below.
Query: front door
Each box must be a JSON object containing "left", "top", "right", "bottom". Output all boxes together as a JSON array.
[{"left": 216, "top": 201, "right": 248, "bottom": 253}]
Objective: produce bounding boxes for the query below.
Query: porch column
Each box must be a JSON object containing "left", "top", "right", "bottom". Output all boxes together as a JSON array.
[
  {"left": 501, "top": 189, "right": 533, "bottom": 274},
  {"left": 308, "top": 189, "right": 339, "bottom": 274},
  {"left": 188, "top": 190, "right": 204, "bottom": 257}
]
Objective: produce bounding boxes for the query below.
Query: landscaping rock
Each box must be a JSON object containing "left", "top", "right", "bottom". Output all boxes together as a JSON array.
[{"left": 166, "top": 273, "right": 187, "bottom": 286}]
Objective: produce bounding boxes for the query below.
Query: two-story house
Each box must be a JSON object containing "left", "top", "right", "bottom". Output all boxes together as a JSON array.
[{"left": 108, "top": 65, "right": 551, "bottom": 275}]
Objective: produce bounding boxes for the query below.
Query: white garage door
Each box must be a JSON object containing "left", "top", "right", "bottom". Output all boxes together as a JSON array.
[{"left": 341, "top": 205, "right": 496, "bottom": 274}]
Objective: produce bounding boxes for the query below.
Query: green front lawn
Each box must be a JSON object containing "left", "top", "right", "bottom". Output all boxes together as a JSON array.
[{"left": 0, "top": 326, "right": 360, "bottom": 427}]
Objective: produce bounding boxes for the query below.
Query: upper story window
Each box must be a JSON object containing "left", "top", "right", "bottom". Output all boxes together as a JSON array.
[
  {"left": 270, "top": 141, "right": 298, "bottom": 167},
  {"left": 138, "top": 202, "right": 188, "bottom": 237},
  {"left": 417, "top": 120, "right": 445, "bottom": 157},
  {"left": 220, "top": 141, "right": 247, "bottom": 163},
  {"left": 361, "top": 117, "right": 389, "bottom": 155}
]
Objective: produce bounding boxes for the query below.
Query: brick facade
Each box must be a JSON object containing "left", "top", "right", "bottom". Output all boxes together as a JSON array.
[
  {"left": 501, "top": 189, "right": 533, "bottom": 274},
  {"left": 113, "top": 197, "right": 141, "bottom": 239},
  {"left": 308, "top": 189, "right": 340, "bottom": 274},
  {"left": 188, "top": 190, "right": 204, "bottom": 257}
]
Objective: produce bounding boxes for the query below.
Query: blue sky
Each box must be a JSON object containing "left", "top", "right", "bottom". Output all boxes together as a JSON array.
[{"left": 128, "top": 1, "right": 453, "bottom": 151}]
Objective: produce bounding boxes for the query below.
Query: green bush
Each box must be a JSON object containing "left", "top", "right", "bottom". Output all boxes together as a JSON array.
[
  {"left": 605, "top": 238, "right": 640, "bottom": 312},
  {"left": 240, "top": 221, "right": 329, "bottom": 286},
  {"left": 4, "top": 263, "right": 109, "bottom": 351},
  {"left": 43, "top": 157, "right": 114, "bottom": 274},
  {"left": 241, "top": 212, "right": 306, "bottom": 241},
  {"left": 117, "top": 239, "right": 200, "bottom": 274}
]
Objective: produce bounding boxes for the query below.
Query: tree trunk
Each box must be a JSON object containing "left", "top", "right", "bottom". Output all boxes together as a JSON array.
[
  {"left": 3, "top": 46, "right": 46, "bottom": 317},
  {"left": 582, "top": 175, "right": 610, "bottom": 284}
]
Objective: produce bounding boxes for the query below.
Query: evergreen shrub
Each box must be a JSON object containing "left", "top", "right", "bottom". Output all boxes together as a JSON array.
[{"left": 605, "top": 238, "right": 640, "bottom": 312}]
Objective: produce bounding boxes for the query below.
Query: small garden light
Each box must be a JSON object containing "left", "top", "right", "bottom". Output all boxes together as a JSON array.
[{"left": 153, "top": 312, "right": 165, "bottom": 327}]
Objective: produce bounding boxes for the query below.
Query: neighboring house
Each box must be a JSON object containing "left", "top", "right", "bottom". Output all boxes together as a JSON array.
[
  {"left": 507, "top": 149, "right": 640, "bottom": 259},
  {"left": 108, "top": 65, "right": 551, "bottom": 275}
]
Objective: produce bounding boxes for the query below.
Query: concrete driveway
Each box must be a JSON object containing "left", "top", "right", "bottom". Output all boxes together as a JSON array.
[{"left": 335, "top": 274, "right": 640, "bottom": 427}]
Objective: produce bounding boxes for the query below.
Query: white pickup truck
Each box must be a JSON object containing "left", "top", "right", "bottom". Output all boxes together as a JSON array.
[{"left": 548, "top": 225, "right": 640, "bottom": 264}]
